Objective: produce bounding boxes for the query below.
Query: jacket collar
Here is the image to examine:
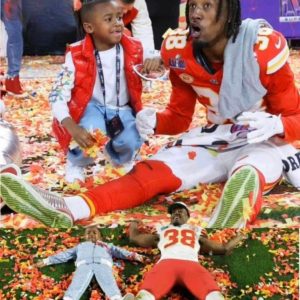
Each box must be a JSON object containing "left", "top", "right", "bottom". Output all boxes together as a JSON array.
[{"left": 82, "top": 34, "right": 96, "bottom": 58}]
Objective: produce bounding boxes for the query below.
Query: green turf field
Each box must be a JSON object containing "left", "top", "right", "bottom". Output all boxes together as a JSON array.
[{"left": 0, "top": 227, "right": 298, "bottom": 299}]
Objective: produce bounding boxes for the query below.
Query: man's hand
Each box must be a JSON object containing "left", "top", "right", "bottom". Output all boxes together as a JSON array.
[
  {"left": 237, "top": 111, "right": 284, "bottom": 144},
  {"left": 128, "top": 220, "right": 158, "bottom": 248},
  {"left": 142, "top": 58, "right": 164, "bottom": 75},
  {"left": 136, "top": 108, "right": 157, "bottom": 140},
  {"left": 224, "top": 233, "right": 248, "bottom": 256}
]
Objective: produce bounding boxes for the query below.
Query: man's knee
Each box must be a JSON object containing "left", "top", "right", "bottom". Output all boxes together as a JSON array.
[{"left": 131, "top": 160, "right": 181, "bottom": 195}]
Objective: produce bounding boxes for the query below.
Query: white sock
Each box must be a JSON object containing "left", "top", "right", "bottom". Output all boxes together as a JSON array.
[{"left": 64, "top": 196, "right": 91, "bottom": 221}]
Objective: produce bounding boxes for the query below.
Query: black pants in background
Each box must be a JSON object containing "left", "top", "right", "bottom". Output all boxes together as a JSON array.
[{"left": 146, "top": 0, "right": 181, "bottom": 49}]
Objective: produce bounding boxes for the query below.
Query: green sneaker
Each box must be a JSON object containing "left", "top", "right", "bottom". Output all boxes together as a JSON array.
[
  {"left": 0, "top": 173, "right": 73, "bottom": 228},
  {"left": 208, "top": 166, "right": 260, "bottom": 228}
]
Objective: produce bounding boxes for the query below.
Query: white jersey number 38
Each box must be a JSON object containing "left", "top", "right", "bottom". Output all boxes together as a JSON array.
[{"left": 163, "top": 228, "right": 196, "bottom": 248}]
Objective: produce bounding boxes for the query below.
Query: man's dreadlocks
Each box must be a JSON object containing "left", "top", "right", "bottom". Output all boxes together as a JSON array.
[{"left": 185, "top": 0, "right": 241, "bottom": 43}]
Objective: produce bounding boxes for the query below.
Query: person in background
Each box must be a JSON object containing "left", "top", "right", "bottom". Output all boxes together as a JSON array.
[
  {"left": 116, "top": 0, "right": 155, "bottom": 51},
  {"left": 116, "top": 0, "right": 156, "bottom": 93},
  {"left": 35, "top": 226, "right": 143, "bottom": 300},
  {"left": 145, "top": 0, "right": 180, "bottom": 49},
  {"left": 1, "top": 0, "right": 27, "bottom": 97},
  {"left": 129, "top": 202, "right": 245, "bottom": 300}
]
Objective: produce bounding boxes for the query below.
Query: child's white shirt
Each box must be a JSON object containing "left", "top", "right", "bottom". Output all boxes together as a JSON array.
[{"left": 49, "top": 45, "right": 129, "bottom": 123}]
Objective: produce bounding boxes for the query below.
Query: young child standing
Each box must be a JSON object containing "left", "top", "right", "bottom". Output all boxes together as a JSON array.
[{"left": 50, "top": 0, "right": 144, "bottom": 183}]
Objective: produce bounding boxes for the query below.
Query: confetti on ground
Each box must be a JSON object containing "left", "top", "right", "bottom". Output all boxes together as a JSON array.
[
  {"left": 0, "top": 227, "right": 298, "bottom": 299},
  {"left": 0, "top": 53, "right": 299, "bottom": 299}
]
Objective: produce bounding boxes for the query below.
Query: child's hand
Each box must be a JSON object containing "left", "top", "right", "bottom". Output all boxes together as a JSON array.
[
  {"left": 82, "top": 129, "right": 109, "bottom": 158},
  {"left": 62, "top": 117, "right": 95, "bottom": 148},
  {"left": 69, "top": 128, "right": 109, "bottom": 158},
  {"left": 135, "top": 254, "right": 150, "bottom": 264},
  {"left": 72, "top": 125, "right": 95, "bottom": 148},
  {"left": 34, "top": 260, "right": 45, "bottom": 268}
]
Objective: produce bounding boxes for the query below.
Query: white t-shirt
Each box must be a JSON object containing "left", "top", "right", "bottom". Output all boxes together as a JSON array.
[{"left": 49, "top": 44, "right": 129, "bottom": 123}]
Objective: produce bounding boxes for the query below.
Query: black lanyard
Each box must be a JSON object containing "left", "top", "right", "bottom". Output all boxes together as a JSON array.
[{"left": 95, "top": 43, "right": 121, "bottom": 120}]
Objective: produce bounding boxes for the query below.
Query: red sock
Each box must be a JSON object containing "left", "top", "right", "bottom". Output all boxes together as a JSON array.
[{"left": 81, "top": 160, "right": 182, "bottom": 215}]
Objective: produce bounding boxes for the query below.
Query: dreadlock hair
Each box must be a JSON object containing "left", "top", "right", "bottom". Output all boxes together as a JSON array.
[
  {"left": 74, "top": 0, "right": 112, "bottom": 40},
  {"left": 185, "top": 0, "right": 241, "bottom": 43}
]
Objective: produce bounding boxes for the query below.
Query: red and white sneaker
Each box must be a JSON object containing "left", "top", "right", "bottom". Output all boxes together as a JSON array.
[
  {"left": 0, "top": 163, "right": 22, "bottom": 210},
  {"left": 0, "top": 172, "right": 73, "bottom": 227},
  {"left": 5, "top": 76, "right": 28, "bottom": 98},
  {"left": 0, "top": 163, "right": 22, "bottom": 176}
]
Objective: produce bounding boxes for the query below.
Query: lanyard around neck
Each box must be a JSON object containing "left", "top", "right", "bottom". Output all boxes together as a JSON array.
[{"left": 95, "top": 44, "right": 121, "bottom": 118}]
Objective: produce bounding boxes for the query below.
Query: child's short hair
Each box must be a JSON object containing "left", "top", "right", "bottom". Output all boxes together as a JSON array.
[
  {"left": 85, "top": 225, "right": 100, "bottom": 233},
  {"left": 80, "top": 0, "right": 112, "bottom": 22},
  {"left": 74, "top": 0, "right": 112, "bottom": 39}
]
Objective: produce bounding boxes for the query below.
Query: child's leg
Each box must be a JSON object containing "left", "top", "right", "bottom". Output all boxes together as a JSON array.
[
  {"left": 93, "top": 265, "right": 122, "bottom": 299},
  {"left": 65, "top": 100, "right": 107, "bottom": 182},
  {"left": 64, "top": 265, "right": 94, "bottom": 300},
  {"left": 105, "top": 108, "right": 142, "bottom": 165},
  {"left": 67, "top": 100, "right": 107, "bottom": 167}
]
